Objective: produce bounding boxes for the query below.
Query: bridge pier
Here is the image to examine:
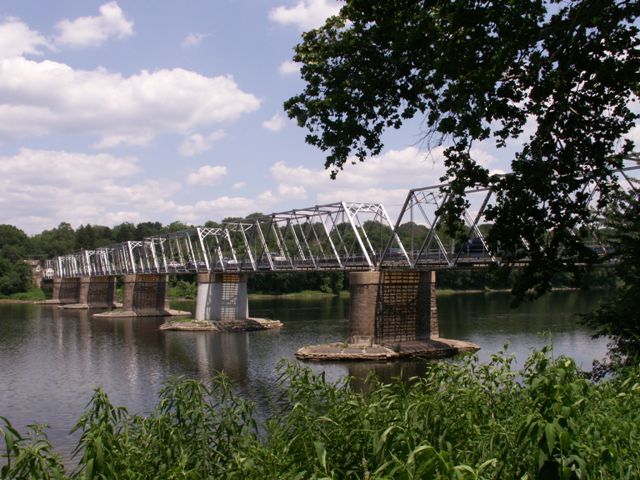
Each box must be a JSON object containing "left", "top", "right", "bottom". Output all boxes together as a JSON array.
[
  {"left": 162, "top": 272, "right": 281, "bottom": 331},
  {"left": 50, "top": 277, "right": 81, "bottom": 305},
  {"left": 195, "top": 273, "right": 249, "bottom": 321},
  {"left": 94, "top": 274, "right": 188, "bottom": 318},
  {"left": 348, "top": 271, "right": 438, "bottom": 345},
  {"left": 61, "top": 276, "right": 118, "bottom": 309},
  {"left": 297, "top": 270, "right": 478, "bottom": 360}
]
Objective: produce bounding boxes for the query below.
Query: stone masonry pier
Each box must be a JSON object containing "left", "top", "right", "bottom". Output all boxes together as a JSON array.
[
  {"left": 44, "top": 277, "right": 80, "bottom": 305},
  {"left": 61, "top": 276, "right": 118, "bottom": 310},
  {"left": 296, "top": 271, "right": 478, "bottom": 360},
  {"left": 94, "top": 274, "right": 188, "bottom": 318}
]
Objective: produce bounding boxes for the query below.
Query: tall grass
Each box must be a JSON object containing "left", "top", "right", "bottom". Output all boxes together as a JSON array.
[{"left": 2, "top": 348, "right": 639, "bottom": 479}]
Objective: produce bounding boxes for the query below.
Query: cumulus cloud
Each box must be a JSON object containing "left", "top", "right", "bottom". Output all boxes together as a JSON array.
[
  {"left": 92, "top": 132, "right": 153, "bottom": 149},
  {"left": 0, "top": 57, "right": 261, "bottom": 143},
  {"left": 232, "top": 181, "right": 247, "bottom": 190},
  {"left": 278, "top": 60, "right": 300, "bottom": 76},
  {"left": 54, "top": 1, "right": 134, "bottom": 48},
  {"left": 269, "top": 0, "right": 343, "bottom": 30},
  {"left": 0, "top": 148, "right": 254, "bottom": 232},
  {"left": 179, "top": 130, "right": 226, "bottom": 157},
  {"left": 277, "top": 184, "right": 307, "bottom": 199},
  {"left": 0, "top": 148, "right": 153, "bottom": 232},
  {"left": 262, "top": 113, "right": 286, "bottom": 132},
  {"left": 0, "top": 17, "right": 51, "bottom": 59},
  {"left": 0, "top": 148, "right": 138, "bottom": 184},
  {"left": 187, "top": 165, "right": 228, "bottom": 186},
  {"left": 182, "top": 32, "right": 209, "bottom": 47},
  {"left": 266, "top": 146, "right": 500, "bottom": 218}
]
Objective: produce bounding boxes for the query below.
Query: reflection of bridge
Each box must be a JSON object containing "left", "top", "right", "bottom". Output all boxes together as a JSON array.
[{"left": 41, "top": 164, "right": 638, "bottom": 359}]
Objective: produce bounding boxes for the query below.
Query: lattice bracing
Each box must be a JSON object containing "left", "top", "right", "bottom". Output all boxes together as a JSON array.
[{"left": 43, "top": 162, "right": 638, "bottom": 278}]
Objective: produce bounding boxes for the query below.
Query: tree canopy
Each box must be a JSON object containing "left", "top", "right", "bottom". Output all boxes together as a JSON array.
[{"left": 285, "top": 0, "right": 639, "bottom": 298}]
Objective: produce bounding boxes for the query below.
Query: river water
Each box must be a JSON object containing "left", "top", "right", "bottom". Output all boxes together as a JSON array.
[{"left": 0, "top": 290, "right": 609, "bottom": 459}]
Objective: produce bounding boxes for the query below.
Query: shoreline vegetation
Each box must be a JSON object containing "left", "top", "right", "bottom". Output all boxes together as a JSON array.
[
  {"left": 1, "top": 348, "right": 638, "bottom": 479},
  {"left": 0, "top": 285, "right": 594, "bottom": 305}
]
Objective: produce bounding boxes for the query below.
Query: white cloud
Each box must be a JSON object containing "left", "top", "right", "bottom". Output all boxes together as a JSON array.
[
  {"left": 0, "top": 57, "right": 261, "bottom": 143},
  {"left": 92, "top": 132, "right": 153, "bottom": 148},
  {"left": 232, "top": 181, "right": 247, "bottom": 189},
  {"left": 187, "top": 165, "right": 228, "bottom": 186},
  {"left": 278, "top": 60, "right": 300, "bottom": 76},
  {"left": 277, "top": 184, "right": 307, "bottom": 199},
  {"left": 0, "top": 17, "right": 51, "bottom": 59},
  {"left": 267, "top": 146, "right": 499, "bottom": 218},
  {"left": 0, "top": 148, "right": 138, "bottom": 184},
  {"left": 270, "top": 146, "right": 446, "bottom": 190},
  {"left": 182, "top": 32, "right": 209, "bottom": 47},
  {"left": 0, "top": 148, "right": 158, "bottom": 232},
  {"left": 262, "top": 113, "right": 286, "bottom": 132},
  {"left": 269, "top": 0, "right": 343, "bottom": 30},
  {"left": 54, "top": 1, "right": 134, "bottom": 48},
  {"left": 179, "top": 130, "right": 226, "bottom": 157}
]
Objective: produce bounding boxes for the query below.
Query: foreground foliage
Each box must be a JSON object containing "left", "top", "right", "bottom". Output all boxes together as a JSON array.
[
  {"left": 285, "top": 0, "right": 639, "bottom": 299},
  {"left": 2, "top": 349, "right": 639, "bottom": 479},
  {"left": 585, "top": 193, "right": 640, "bottom": 371}
]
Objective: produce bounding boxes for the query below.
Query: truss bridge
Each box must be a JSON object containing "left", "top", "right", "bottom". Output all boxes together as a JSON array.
[
  {"left": 39, "top": 161, "right": 638, "bottom": 359},
  {"left": 47, "top": 163, "right": 638, "bottom": 278}
]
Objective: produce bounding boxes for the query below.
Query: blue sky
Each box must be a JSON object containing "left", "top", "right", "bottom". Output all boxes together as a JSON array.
[{"left": 1, "top": 1, "right": 636, "bottom": 234}]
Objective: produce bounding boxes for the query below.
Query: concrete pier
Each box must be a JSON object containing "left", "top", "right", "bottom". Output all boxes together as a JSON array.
[
  {"left": 195, "top": 273, "right": 249, "bottom": 321},
  {"left": 297, "top": 270, "right": 478, "bottom": 361},
  {"left": 160, "top": 273, "right": 281, "bottom": 332}
]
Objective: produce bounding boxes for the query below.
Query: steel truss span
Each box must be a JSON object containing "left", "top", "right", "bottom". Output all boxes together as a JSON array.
[{"left": 45, "top": 163, "right": 638, "bottom": 278}]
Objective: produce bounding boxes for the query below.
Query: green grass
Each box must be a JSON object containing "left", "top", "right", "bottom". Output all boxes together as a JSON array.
[
  {"left": 2, "top": 348, "right": 640, "bottom": 479},
  {"left": 0, "top": 288, "right": 48, "bottom": 301}
]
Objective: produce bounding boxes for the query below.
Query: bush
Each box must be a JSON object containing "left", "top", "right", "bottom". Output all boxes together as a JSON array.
[{"left": 2, "top": 349, "right": 639, "bottom": 479}]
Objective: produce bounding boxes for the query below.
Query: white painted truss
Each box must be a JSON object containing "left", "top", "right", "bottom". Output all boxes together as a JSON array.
[{"left": 44, "top": 162, "right": 638, "bottom": 278}]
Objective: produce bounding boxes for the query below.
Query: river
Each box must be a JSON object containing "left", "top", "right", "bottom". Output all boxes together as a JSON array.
[{"left": 0, "top": 290, "right": 609, "bottom": 460}]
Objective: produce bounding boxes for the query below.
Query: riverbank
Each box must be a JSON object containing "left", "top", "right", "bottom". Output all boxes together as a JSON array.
[{"left": 0, "top": 286, "right": 589, "bottom": 304}]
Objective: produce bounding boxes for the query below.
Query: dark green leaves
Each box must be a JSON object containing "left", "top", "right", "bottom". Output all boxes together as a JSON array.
[{"left": 285, "top": 0, "right": 639, "bottom": 298}]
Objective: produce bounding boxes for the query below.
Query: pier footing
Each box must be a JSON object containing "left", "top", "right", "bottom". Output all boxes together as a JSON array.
[
  {"left": 295, "top": 338, "right": 479, "bottom": 361},
  {"left": 159, "top": 317, "right": 283, "bottom": 332}
]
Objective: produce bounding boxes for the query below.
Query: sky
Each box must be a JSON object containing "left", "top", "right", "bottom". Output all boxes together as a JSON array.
[{"left": 0, "top": 1, "right": 637, "bottom": 235}]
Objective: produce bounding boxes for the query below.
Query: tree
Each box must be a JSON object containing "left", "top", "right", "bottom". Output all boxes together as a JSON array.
[
  {"left": 113, "top": 222, "right": 137, "bottom": 243},
  {"left": 0, "top": 225, "right": 32, "bottom": 295},
  {"left": 584, "top": 192, "right": 640, "bottom": 370},
  {"left": 31, "top": 222, "right": 76, "bottom": 257},
  {"left": 75, "top": 224, "right": 97, "bottom": 250},
  {"left": 285, "top": 0, "right": 639, "bottom": 299},
  {"left": 0, "top": 224, "right": 32, "bottom": 261}
]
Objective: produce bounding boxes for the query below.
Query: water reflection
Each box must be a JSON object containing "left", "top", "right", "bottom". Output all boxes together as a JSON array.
[
  {"left": 163, "top": 331, "right": 249, "bottom": 382},
  {"left": 0, "top": 290, "right": 609, "bottom": 458}
]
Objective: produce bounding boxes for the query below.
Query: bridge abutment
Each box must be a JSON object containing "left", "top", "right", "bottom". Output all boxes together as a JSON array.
[{"left": 297, "top": 270, "right": 478, "bottom": 360}]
